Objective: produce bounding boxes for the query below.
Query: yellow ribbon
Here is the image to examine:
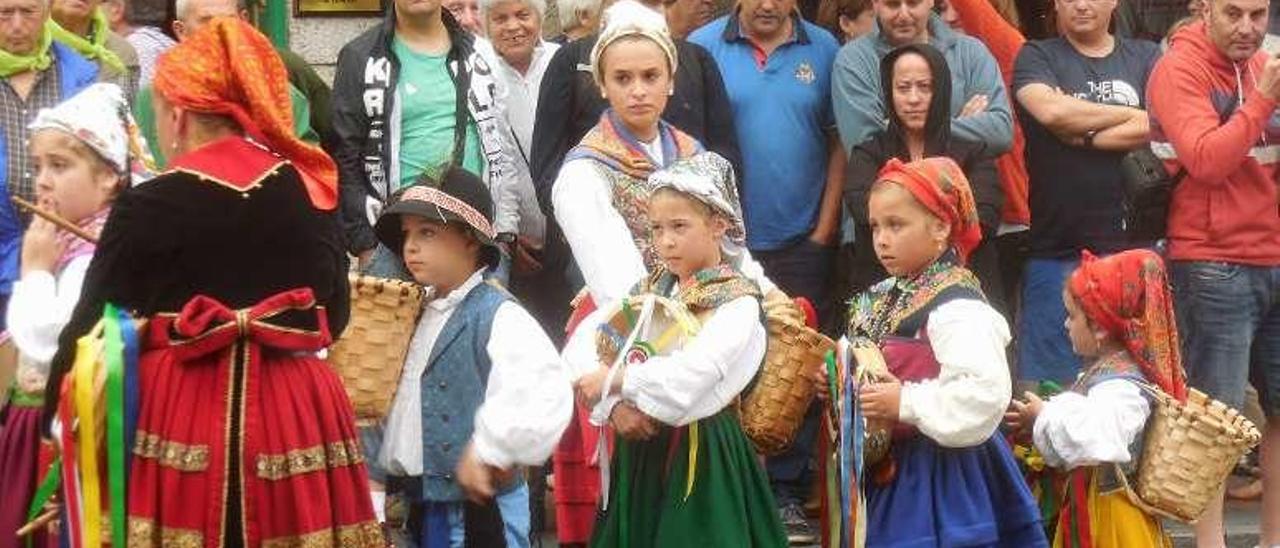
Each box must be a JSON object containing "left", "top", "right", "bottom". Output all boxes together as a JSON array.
[
  {"left": 72, "top": 332, "right": 105, "bottom": 548},
  {"left": 685, "top": 421, "right": 698, "bottom": 500}
]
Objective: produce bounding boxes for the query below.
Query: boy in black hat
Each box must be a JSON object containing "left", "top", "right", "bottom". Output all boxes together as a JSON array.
[{"left": 372, "top": 167, "right": 573, "bottom": 547}]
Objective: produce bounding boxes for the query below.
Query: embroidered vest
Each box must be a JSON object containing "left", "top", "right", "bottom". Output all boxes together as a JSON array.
[
  {"left": 1073, "top": 356, "right": 1151, "bottom": 493},
  {"left": 598, "top": 164, "right": 661, "bottom": 270},
  {"left": 418, "top": 279, "right": 524, "bottom": 502}
]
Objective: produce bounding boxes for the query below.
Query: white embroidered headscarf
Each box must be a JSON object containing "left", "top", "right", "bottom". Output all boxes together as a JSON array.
[
  {"left": 590, "top": 0, "right": 678, "bottom": 88},
  {"left": 29, "top": 83, "right": 156, "bottom": 186},
  {"left": 649, "top": 152, "right": 748, "bottom": 264}
]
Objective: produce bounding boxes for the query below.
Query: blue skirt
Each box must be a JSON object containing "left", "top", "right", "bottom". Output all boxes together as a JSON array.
[{"left": 865, "top": 434, "right": 1048, "bottom": 548}]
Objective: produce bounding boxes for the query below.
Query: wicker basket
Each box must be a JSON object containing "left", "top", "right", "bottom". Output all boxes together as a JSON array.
[
  {"left": 741, "top": 307, "right": 836, "bottom": 456},
  {"left": 328, "top": 274, "right": 425, "bottom": 422},
  {"left": 1118, "top": 387, "right": 1262, "bottom": 523}
]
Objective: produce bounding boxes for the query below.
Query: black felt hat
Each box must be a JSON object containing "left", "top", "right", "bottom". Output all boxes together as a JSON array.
[{"left": 374, "top": 167, "right": 499, "bottom": 260}]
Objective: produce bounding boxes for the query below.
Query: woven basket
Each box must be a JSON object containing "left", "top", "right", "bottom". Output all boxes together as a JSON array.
[
  {"left": 741, "top": 309, "right": 836, "bottom": 456},
  {"left": 1118, "top": 387, "right": 1262, "bottom": 523},
  {"left": 328, "top": 275, "right": 425, "bottom": 422}
]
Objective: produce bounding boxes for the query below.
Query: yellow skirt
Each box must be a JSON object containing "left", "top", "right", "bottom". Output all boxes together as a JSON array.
[{"left": 1053, "top": 467, "right": 1170, "bottom": 548}]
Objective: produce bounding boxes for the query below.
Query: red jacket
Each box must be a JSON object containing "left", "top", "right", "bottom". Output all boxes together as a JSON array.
[{"left": 1148, "top": 21, "right": 1280, "bottom": 265}]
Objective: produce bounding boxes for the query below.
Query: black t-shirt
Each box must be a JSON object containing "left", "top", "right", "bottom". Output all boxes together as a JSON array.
[{"left": 1014, "top": 36, "right": 1162, "bottom": 258}]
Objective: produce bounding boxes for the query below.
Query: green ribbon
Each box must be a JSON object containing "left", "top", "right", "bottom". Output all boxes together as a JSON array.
[
  {"left": 24, "top": 458, "right": 60, "bottom": 548},
  {"left": 103, "top": 303, "right": 127, "bottom": 548},
  {"left": 48, "top": 8, "right": 124, "bottom": 74},
  {"left": 0, "top": 20, "right": 53, "bottom": 78}
]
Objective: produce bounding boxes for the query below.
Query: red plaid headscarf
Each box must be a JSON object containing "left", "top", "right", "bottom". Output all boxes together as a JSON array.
[
  {"left": 1068, "top": 249, "right": 1188, "bottom": 401},
  {"left": 875, "top": 157, "right": 983, "bottom": 263},
  {"left": 152, "top": 17, "right": 337, "bottom": 210}
]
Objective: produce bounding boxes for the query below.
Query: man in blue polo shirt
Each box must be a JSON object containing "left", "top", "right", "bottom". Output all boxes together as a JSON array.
[{"left": 689, "top": 3, "right": 841, "bottom": 544}]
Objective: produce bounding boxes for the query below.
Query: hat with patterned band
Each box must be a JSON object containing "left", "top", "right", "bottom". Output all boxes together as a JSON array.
[{"left": 374, "top": 167, "right": 499, "bottom": 260}]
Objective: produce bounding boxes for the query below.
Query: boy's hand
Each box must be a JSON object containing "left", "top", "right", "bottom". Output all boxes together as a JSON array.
[
  {"left": 1004, "top": 392, "right": 1044, "bottom": 436},
  {"left": 456, "top": 443, "right": 508, "bottom": 504}
]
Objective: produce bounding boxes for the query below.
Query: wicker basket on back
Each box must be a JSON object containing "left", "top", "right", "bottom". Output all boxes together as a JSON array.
[
  {"left": 740, "top": 295, "right": 836, "bottom": 456},
  {"left": 1117, "top": 387, "right": 1262, "bottom": 523},
  {"left": 328, "top": 274, "right": 425, "bottom": 423}
]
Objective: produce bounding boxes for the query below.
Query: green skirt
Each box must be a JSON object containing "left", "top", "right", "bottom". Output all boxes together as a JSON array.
[{"left": 590, "top": 410, "right": 787, "bottom": 548}]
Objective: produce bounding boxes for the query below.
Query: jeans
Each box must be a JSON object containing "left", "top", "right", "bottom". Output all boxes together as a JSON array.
[
  {"left": 753, "top": 238, "right": 835, "bottom": 507},
  {"left": 1171, "top": 260, "right": 1280, "bottom": 416},
  {"left": 1016, "top": 257, "right": 1084, "bottom": 385},
  {"left": 421, "top": 483, "right": 531, "bottom": 548}
]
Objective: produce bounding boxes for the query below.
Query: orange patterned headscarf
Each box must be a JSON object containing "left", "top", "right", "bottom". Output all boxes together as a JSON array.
[
  {"left": 152, "top": 17, "right": 337, "bottom": 210},
  {"left": 1069, "top": 249, "right": 1188, "bottom": 401},
  {"left": 875, "top": 157, "right": 983, "bottom": 263}
]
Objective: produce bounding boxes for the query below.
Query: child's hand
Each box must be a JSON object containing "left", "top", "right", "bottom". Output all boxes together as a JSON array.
[
  {"left": 860, "top": 381, "right": 902, "bottom": 422},
  {"left": 574, "top": 367, "right": 607, "bottom": 405},
  {"left": 20, "top": 217, "right": 64, "bottom": 276},
  {"left": 455, "top": 442, "right": 508, "bottom": 504},
  {"left": 1003, "top": 392, "right": 1044, "bottom": 436},
  {"left": 610, "top": 402, "right": 658, "bottom": 441}
]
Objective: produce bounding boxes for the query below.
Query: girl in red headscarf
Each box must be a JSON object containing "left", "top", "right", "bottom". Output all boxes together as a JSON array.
[
  {"left": 1005, "top": 249, "right": 1185, "bottom": 547},
  {"left": 844, "top": 157, "right": 1047, "bottom": 547},
  {"left": 41, "top": 18, "right": 380, "bottom": 547}
]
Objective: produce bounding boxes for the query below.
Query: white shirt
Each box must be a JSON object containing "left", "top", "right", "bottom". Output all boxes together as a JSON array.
[
  {"left": 7, "top": 256, "right": 92, "bottom": 371},
  {"left": 551, "top": 157, "right": 777, "bottom": 308},
  {"left": 379, "top": 270, "right": 574, "bottom": 473},
  {"left": 479, "top": 39, "right": 559, "bottom": 243},
  {"left": 1033, "top": 379, "right": 1151, "bottom": 469},
  {"left": 840, "top": 298, "right": 1013, "bottom": 448},
  {"left": 563, "top": 293, "right": 766, "bottom": 426}
]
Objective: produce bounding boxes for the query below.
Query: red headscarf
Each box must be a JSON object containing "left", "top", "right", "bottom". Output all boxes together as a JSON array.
[
  {"left": 875, "top": 157, "right": 983, "bottom": 263},
  {"left": 1068, "top": 249, "right": 1188, "bottom": 401},
  {"left": 152, "top": 17, "right": 337, "bottom": 210}
]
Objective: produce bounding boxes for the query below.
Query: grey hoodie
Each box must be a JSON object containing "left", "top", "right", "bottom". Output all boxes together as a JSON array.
[{"left": 831, "top": 14, "right": 1013, "bottom": 155}]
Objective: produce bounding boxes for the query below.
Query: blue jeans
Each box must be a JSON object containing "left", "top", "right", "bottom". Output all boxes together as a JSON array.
[
  {"left": 419, "top": 483, "right": 531, "bottom": 548},
  {"left": 1017, "top": 258, "right": 1084, "bottom": 385},
  {"left": 1171, "top": 260, "right": 1280, "bottom": 416},
  {"left": 754, "top": 238, "right": 835, "bottom": 507}
]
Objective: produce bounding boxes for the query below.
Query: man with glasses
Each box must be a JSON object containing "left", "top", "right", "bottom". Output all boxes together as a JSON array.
[{"left": 1011, "top": 0, "right": 1160, "bottom": 388}]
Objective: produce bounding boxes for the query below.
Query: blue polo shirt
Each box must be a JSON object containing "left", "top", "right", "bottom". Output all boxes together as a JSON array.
[{"left": 690, "top": 14, "right": 838, "bottom": 251}]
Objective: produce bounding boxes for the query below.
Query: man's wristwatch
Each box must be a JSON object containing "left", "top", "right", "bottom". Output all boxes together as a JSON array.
[
  {"left": 1083, "top": 129, "right": 1099, "bottom": 149},
  {"left": 495, "top": 232, "right": 517, "bottom": 246}
]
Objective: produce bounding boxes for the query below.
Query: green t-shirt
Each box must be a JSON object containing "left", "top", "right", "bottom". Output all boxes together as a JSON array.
[{"left": 392, "top": 36, "right": 483, "bottom": 188}]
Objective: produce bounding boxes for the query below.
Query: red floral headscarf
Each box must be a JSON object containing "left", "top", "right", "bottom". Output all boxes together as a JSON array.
[
  {"left": 152, "top": 17, "right": 337, "bottom": 210},
  {"left": 875, "top": 157, "right": 983, "bottom": 263},
  {"left": 1068, "top": 249, "right": 1188, "bottom": 401}
]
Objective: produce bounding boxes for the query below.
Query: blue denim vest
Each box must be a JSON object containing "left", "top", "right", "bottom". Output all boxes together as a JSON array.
[{"left": 419, "top": 278, "right": 524, "bottom": 501}]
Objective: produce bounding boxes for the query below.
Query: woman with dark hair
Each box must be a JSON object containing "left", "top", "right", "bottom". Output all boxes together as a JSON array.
[{"left": 842, "top": 43, "right": 1005, "bottom": 307}]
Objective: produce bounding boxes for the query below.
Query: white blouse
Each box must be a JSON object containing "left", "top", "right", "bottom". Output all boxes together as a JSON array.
[
  {"left": 552, "top": 157, "right": 776, "bottom": 308},
  {"left": 841, "top": 298, "right": 1012, "bottom": 448},
  {"left": 379, "top": 270, "right": 574, "bottom": 473},
  {"left": 563, "top": 294, "right": 766, "bottom": 427},
  {"left": 7, "top": 256, "right": 92, "bottom": 370},
  {"left": 1033, "top": 379, "right": 1151, "bottom": 470}
]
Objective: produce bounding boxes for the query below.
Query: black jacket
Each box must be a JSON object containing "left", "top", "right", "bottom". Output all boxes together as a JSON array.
[
  {"left": 331, "top": 8, "right": 506, "bottom": 254},
  {"left": 529, "top": 34, "right": 743, "bottom": 216}
]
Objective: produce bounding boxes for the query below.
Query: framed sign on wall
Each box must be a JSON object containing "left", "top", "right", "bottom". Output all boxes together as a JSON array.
[{"left": 295, "top": 0, "right": 383, "bottom": 17}]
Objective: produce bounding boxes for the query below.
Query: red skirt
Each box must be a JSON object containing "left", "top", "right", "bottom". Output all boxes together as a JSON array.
[
  {"left": 126, "top": 291, "right": 380, "bottom": 547},
  {"left": 554, "top": 294, "right": 603, "bottom": 544},
  {"left": 0, "top": 401, "right": 47, "bottom": 548}
]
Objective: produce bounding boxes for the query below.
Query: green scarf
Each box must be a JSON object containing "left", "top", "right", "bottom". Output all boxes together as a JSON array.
[
  {"left": 49, "top": 8, "right": 124, "bottom": 74},
  {"left": 0, "top": 19, "right": 53, "bottom": 78}
]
